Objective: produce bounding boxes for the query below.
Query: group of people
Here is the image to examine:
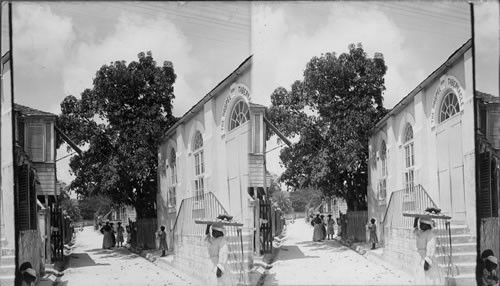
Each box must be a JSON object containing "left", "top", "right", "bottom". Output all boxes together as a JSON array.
[
  {"left": 311, "top": 214, "right": 336, "bottom": 242},
  {"left": 100, "top": 221, "right": 125, "bottom": 249}
]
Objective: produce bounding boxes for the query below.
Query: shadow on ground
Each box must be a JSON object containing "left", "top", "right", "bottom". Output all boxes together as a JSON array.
[
  {"left": 295, "top": 240, "right": 350, "bottom": 252},
  {"left": 67, "top": 253, "right": 110, "bottom": 268},
  {"left": 276, "top": 245, "right": 320, "bottom": 261},
  {"left": 84, "top": 247, "right": 140, "bottom": 260}
]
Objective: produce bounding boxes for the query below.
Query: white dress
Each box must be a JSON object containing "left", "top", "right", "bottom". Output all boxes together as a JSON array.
[
  {"left": 414, "top": 228, "right": 444, "bottom": 285},
  {"left": 207, "top": 236, "right": 233, "bottom": 286}
]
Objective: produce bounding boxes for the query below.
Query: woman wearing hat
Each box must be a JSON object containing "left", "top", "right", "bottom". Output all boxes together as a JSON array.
[
  {"left": 312, "top": 214, "right": 323, "bottom": 242},
  {"left": 413, "top": 215, "right": 442, "bottom": 285},
  {"left": 205, "top": 222, "right": 233, "bottom": 285}
]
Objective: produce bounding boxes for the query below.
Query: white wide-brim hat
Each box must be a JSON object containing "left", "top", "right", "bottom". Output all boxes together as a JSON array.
[
  {"left": 487, "top": 255, "right": 498, "bottom": 265},
  {"left": 211, "top": 222, "right": 225, "bottom": 234}
]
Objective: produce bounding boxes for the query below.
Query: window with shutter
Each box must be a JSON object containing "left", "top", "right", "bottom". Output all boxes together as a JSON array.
[
  {"left": 479, "top": 152, "right": 492, "bottom": 218},
  {"left": 16, "top": 165, "right": 30, "bottom": 231},
  {"left": 26, "top": 123, "right": 44, "bottom": 162},
  {"left": 24, "top": 121, "right": 54, "bottom": 163}
]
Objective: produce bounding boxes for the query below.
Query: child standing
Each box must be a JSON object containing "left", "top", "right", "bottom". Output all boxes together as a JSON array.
[
  {"left": 158, "top": 226, "right": 168, "bottom": 257},
  {"left": 482, "top": 255, "right": 499, "bottom": 286},
  {"left": 326, "top": 214, "right": 335, "bottom": 240},
  {"left": 368, "top": 218, "right": 378, "bottom": 249},
  {"left": 116, "top": 222, "right": 124, "bottom": 247}
]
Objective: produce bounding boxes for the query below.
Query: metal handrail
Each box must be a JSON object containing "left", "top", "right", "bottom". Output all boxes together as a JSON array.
[{"left": 382, "top": 184, "right": 454, "bottom": 278}]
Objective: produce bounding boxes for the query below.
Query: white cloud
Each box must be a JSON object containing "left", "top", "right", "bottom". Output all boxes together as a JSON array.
[
  {"left": 13, "top": 4, "right": 75, "bottom": 70},
  {"left": 252, "top": 3, "right": 430, "bottom": 175},
  {"left": 63, "top": 11, "right": 197, "bottom": 116},
  {"left": 250, "top": 2, "right": 430, "bottom": 110}
]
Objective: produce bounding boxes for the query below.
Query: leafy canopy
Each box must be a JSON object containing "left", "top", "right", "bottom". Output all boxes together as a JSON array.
[
  {"left": 57, "top": 51, "right": 177, "bottom": 218},
  {"left": 267, "top": 43, "right": 388, "bottom": 211}
]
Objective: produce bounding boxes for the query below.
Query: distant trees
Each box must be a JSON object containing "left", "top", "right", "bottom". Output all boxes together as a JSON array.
[
  {"left": 267, "top": 43, "right": 388, "bottom": 210},
  {"left": 78, "top": 196, "right": 112, "bottom": 220},
  {"left": 57, "top": 51, "right": 177, "bottom": 218}
]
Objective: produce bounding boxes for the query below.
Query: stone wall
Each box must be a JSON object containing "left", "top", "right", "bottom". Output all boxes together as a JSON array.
[
  {"left": 480, "top": 217, "right": 500, "bottom": 257},
  {"left": 18, "top": 230, "right": 42, "bottom": 280},
  {"left": 173, "top": 233, "right": 252, "bottom": 285},
  {"left": 383, "top": 227, "right": 418, "bottom": 275}
]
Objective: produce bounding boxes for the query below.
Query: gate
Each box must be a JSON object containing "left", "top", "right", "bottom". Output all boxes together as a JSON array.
[
  {"left": 50, "top": 205, "right": 64, "bottom": 261},
  {"left": 259, "top": 200, "right": 272, "bottom": 254}
]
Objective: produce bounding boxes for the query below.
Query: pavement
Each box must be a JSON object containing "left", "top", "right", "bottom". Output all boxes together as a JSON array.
[
  {"left": 259, "top": 220, "right": 415, "bottom": 286},
  {"left": 36, "top": 226, "right": 200, "bottom": 286}
]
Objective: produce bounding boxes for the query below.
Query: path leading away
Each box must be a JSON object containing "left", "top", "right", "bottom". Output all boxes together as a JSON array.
[
  {"left": 262, "top": 221, "right": 414, "bottom": 286},
  {"left": 57, "top": 227, "right": 199, "bottom": 286}
]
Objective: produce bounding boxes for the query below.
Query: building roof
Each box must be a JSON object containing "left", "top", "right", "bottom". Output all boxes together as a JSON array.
[
  {"left": 477, "top": 91, "right": 500, "bottom": 104},
  {"left": 14, "top": 103, "right": 56, "bottom": 117},
  {"left": 161, "top": 55, "right": 252, "bottom": 141},
  {"left": 372, "top": 39, "right": 472, "bottom": 133}
]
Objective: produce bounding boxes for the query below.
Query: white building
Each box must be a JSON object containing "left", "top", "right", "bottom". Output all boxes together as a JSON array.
[
  {"left": 368, "top": 39, "right": 482, "bottom": 285},
  {"left": 157, "top": 56, "right": 272, "bottom": 283}
]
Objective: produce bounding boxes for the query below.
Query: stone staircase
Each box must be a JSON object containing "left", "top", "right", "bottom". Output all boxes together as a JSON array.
[
  {"left": 0, "top": 241, "right": 16, "bottom": 286},
  {"left": 224, "top": 233, "right": 254, "bottom": 286},
  {"left": 435, "top": 224, "right": 476, "bottom": 286}
]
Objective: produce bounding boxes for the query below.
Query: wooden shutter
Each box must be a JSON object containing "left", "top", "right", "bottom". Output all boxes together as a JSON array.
[
  {"left": 29, "top": 169, "right": 37, "bottom": 229},
  {"left": 26, "top": 123, "right": 44, "bottom": 161},
  {"left": 16, "top": 165, "right": 30, "bottom": 230},
  {"left": 491, "top": 159, "right": 499, "bottom": 217},
  {"left": 45, "top": 123, "right": 52, "bottom": 162},
  {"left": 478, "top": 153, "right": 492, "bottom": 218}
]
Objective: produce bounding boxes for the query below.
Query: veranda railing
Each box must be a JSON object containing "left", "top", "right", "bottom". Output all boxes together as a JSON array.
[{"left": 382, "top": 185, "right": 455, "bottom": 278}]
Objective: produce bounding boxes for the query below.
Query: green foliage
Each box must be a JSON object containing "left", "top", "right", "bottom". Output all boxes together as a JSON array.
[
  {"left": 78, "top": 195, "right": 112, "bottom": 220},
  {"left": 271, "top": 191, "right": 293, "bottom": 214},
  {"left": 57, "top": 51, "right": 177, "bottom": 218},
  {"left": 58, "top": 183, "right": 82, "bottom": 221},
  {"left": 267, "top": 43, "right": 388, "bottom": 211},
  {"left": 289, "top": 188, "right": 323, "bottom": 213}
]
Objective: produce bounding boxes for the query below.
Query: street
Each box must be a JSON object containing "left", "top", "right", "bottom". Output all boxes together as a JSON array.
[
  {"left": 262, "top": 221, "right": 415, "bottom": 286},
  {"left": 54, "top": 227, "right": 199, "bottom": 286}
]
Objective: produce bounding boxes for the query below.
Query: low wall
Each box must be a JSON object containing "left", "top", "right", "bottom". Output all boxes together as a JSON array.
[
  {"left": 18, "top": 230, "right": 42, "bottom": 281},
  {"left": 173, "top": 233, "right": 253, "bottom": 285},
  {"left": 383, "top": 227, "right": 418, "bottom": 275},
  {"left": 480, "top": 217, "right": 500, "bottom": 257}
]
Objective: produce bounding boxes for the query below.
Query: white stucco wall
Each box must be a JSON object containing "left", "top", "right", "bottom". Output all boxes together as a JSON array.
[
  {"left": 157, "top": 64, "right": 260, "bottom": 234},
  {"left": 368, "top": 47, "right": 476, "bottom": 233}
]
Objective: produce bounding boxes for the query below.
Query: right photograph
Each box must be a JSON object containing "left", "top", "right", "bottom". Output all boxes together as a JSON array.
[{"left": 251, "top": 1, "right": 499, "bottom": 286}]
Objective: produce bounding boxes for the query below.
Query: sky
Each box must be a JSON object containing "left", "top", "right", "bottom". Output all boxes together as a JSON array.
[{"left": 10, "top": 1, "right": 499, "bottom": 185}]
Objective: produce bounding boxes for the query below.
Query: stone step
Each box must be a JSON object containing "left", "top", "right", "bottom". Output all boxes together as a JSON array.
[
  {"left": 0, "top": 275, "right": 15, "bottom": 286},
  {"left": 434, "top": 225, "right": 469, "bottom": 236},
  {"left": 0, "top": 255, "right": 15, "bottom": 266},
  {"left": 0, "top": 265, "right": 15, "bottom": 276},
  {"left": 439, "top": 262, "right": 475, "bottom": 276},
  {"left": 1, "top": 248, "right": 15, "bottom": 257},
  {"left": 439, "top": 242, "right": 476, "bottom": 253},
  {"left": 437, "top": 252, "right": 476, "bottom": 264},
  {"left": 437, "top": 234, "right": 475, "bottom": 244},
  {"left": 445, "top": 273, "right": 476, "bottom": 286}
]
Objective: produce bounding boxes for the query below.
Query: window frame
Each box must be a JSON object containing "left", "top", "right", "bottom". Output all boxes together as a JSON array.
[
  {"left": 192, "top": 132, "right": 205, "bottom": 201},
  {"left": 24, "top": 120, "right": 54, "bottom": 163},
  {"left": 379, "top": 140, "right": 388, "bottom": 200},
  {"left": 403, "top": 124, "right": 415, "bottom": 192},
  {"left": 229, "top": 100, "right": 250, "bottom": 131},
  {"left": 439, "top": 91, "right": 460, "bottom": 124}
]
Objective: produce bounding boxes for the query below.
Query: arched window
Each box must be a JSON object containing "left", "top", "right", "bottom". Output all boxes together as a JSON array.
[
  {"left": 168, "top": 148, "right": 177, "bottom": 208},
  {"left": 439, "top": 92, "right": 460, "bottom": 123},
  {"left": 379, "top": 141, "right": 387, "bottom": 200},
  {"left": 403, "top": 125, "right": 414, "bottom": 191},
  {"left": 192, "top": 132, "right": 205, "bottom": 200},
  {"left": 229, "top": 100, "right": 250, "bottom": 131}
]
